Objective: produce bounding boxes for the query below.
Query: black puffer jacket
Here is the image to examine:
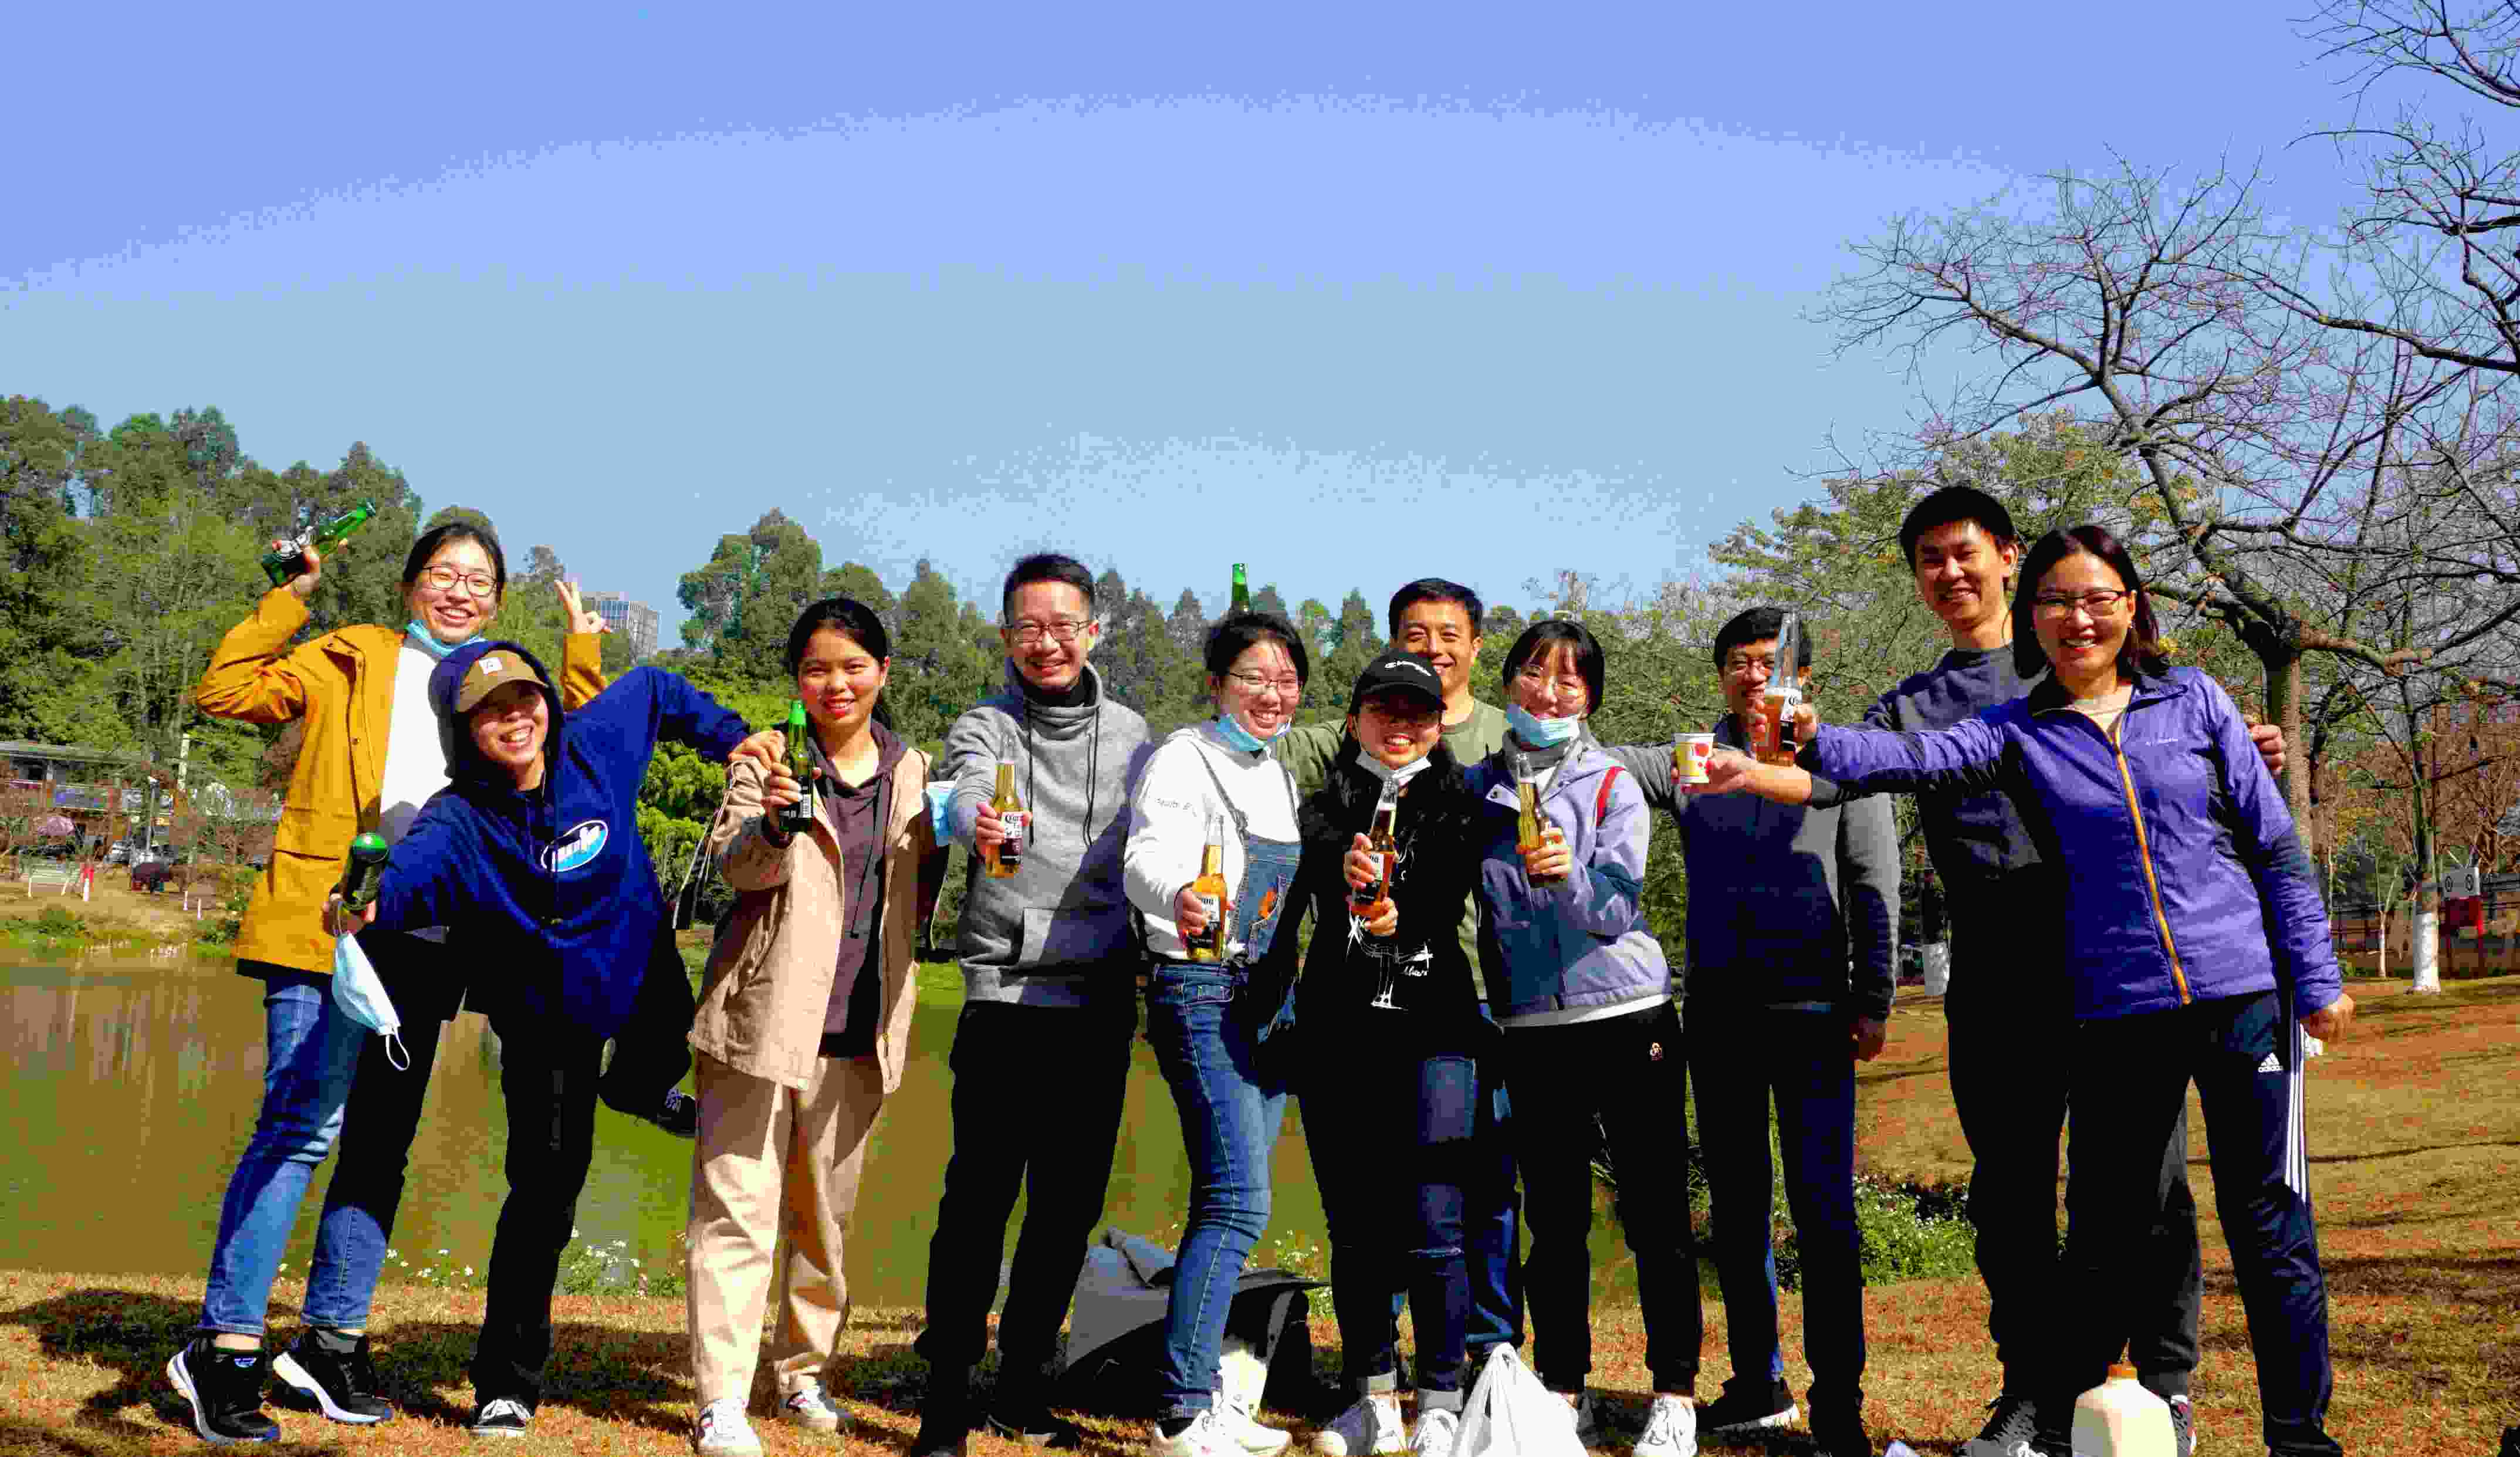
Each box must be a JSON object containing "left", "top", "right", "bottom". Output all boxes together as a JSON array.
[{"left": 1261, "top": 737, "right": 1488, "bottom": 1045}]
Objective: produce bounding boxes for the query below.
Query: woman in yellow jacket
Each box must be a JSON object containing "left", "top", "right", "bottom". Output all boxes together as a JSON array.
[
  {"left": 167, "top": 523, "right": 608, "bottom": 1446},
  {"left": 684, "top": 597, "right": 946, "bottom": 1457}
]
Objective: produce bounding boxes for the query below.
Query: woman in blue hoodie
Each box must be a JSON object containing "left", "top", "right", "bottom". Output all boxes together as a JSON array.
[
  {"left": 1704, "top": 525, "right": 2351, "bottom": 1457},
  {"left": 1469, "top": 620, "right": 1701, "bottom": 1457},
  {"left": 332, "top": 638, "right": 772, "bottom": 1438}
]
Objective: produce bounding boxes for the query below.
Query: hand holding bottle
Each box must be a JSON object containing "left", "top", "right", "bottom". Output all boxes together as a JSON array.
[
  {"left": 1345, "top": 833, "right": 1398, "bottom": 935},
  {"left": 1520, "top": 826, "right": 1571, "bottom": 886},
  {"left": 1173, "top": 883, "right": 1225, "bottom": 939},
  {"left": 276, "top": 542, "right": 324, "bottom": 599},
  {"left": 973, "top": 802, "right": 1013, "bottom": 854},
  {"left": 323, "top": 892, "right": 379, "bottom": 938}
]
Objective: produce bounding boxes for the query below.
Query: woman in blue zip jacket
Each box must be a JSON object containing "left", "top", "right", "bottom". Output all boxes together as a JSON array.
[
  {"left": 1702, "top": 525, "right": 2353, "bottom": 1457},
  {"left": 332, "top": 638, "right": 774, "bottom": 1439},
  {"left": 1469, "top": 619, "right": 1703, "bottom": 1457}
]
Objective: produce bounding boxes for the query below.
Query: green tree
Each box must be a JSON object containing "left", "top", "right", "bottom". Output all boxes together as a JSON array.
[{"left": 677, "top": 509, "right": 824, "bottom": 681}]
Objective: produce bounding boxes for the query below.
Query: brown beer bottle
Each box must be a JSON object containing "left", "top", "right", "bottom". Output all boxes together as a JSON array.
[
  {"left": 984, "top": 760, "right": 1027, "bottom": 878},
  {"left": 1514, "top": 752, "right": 1567, "bottom": 889},
  {"left": 1351, "top": 779, "right": 1400, "bottom": 917},
  {"left": 1188, "top": 811, "right": 1229, "bottom": 962},
  {"left": 1759, "top": 610, "right": 1805, "bottom": 768}
]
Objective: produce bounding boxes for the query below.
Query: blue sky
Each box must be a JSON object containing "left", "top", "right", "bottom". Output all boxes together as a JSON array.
[{"left": 3, "top": 2, "right": 2413, "bottom": 640}]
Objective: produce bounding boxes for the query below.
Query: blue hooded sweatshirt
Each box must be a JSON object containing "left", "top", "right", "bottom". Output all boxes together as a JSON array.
[{"left": 368, "top": 638, "right": 751, "bottom": 1039}]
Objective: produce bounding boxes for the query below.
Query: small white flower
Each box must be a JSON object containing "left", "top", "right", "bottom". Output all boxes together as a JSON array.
[{"left": 464, "top": 1266, "right": 475, "bottom": 1276}]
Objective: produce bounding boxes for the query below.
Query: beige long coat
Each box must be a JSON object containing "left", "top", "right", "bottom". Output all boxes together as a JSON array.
[{"left": 686, "top": 748, "right": 941, "bottom": 1094}]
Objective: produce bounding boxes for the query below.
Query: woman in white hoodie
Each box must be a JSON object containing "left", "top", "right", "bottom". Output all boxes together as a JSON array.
[{"left": 1124, "top": 611, "right": 1310, "bottom": 1457}]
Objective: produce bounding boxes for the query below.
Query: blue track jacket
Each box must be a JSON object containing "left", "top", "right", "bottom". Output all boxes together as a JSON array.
[
  {"left": 1805, "top": 666, "right": 2342, "bottom": 1025},
  {"left": 368, "top": 639, "right": 750, "bottom": 1038}
]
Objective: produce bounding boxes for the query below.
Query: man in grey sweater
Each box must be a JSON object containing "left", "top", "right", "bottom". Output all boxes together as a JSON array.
[
  {"left": 1605, "top": 606, "right": 1899, "bottom": 1457},
  {"left": 914, "top": 554, "right": 1153, "bottom": 1457}
]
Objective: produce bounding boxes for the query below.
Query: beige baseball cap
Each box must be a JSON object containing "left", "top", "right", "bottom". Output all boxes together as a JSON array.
[{"left": 453, "top": 651, "right": 549, "bottom": 713}]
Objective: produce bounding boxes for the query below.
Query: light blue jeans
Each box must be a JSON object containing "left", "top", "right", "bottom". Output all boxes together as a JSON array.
[{"left": 198, "top": 969, "right": 365, "bottom": 1337}]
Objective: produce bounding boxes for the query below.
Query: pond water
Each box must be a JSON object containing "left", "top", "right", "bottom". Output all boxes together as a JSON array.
[{"left": 0, "top": 951, "right": 1638, "bottom": 1310}]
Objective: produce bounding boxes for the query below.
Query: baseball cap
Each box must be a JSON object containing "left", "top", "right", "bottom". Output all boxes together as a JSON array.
[
  {"left": 1348, "top": 648, "right": 1446, "bottom": 714},
  {"left": 452, "top": 650, "right": 549, "bottom": 713}
]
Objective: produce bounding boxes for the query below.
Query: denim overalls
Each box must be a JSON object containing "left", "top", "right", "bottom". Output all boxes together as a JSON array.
[{"left": 1144, "top": 744, "right": 1304, "bottom": 1424}]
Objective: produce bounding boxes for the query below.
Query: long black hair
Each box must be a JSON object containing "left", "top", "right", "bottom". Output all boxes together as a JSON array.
[
  {"left": 1500, "top": 618, "right": 1606, "bottom": 714},
  {"left": 2011, "top": 525, "right": 2171, "bottom": 681},
  {"left": 785, "top": 597, "right": 897, "bottom": 731}
]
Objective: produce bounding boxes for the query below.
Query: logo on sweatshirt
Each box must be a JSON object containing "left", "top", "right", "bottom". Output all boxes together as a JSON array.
[{"left": 542, "top": 819, "right": 608, "bottom": 874}]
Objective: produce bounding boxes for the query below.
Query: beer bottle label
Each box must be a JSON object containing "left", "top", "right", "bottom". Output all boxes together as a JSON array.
[
  {"left": 1194, "top": 892, "right": 1221, "bottom": 928},
  {"left": 1000, "top": 810, "right": 1028, "bottom": 855}
]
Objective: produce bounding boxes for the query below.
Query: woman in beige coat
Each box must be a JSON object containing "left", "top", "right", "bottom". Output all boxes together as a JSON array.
[{"left": 686, "top": 597, "right": 946, "bottom": 1457}]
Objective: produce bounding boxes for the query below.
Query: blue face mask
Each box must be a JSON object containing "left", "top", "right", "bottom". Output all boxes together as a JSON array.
[
  {"left": 1506, "top": 702, "right": 1582, "bottom": 748},
  {"left": 331, "top": 930, "right": 410, "bottom": 1070},
  {"left": 405, "top": 621, "right": 461, "bottom": 660},
  {"left": 1214, "top": 712, "right": 1288, "bottom": 754}
]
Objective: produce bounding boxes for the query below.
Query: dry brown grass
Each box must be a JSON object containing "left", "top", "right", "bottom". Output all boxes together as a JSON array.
[{"left": 2, "top": 976, "right": 2513, "bottom": 1455}]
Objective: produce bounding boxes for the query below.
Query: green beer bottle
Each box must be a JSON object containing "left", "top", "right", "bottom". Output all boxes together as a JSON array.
[
  {"left": 335, "top": 831, "right": 390, "bottom": 912},
  {"left": 262, "top": 498, "right": 380, "bottom": 588},
  {"left": 780, "top": 701, "right": 816, "bottom": 835},
  {"left": 1230, "top": 562, "right": 1251, "bottom": 614}
]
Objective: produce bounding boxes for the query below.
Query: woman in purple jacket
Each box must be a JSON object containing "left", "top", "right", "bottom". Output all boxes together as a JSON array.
[{"left": 1701, "top": 525, "right": 2352, "bottom": 1457}]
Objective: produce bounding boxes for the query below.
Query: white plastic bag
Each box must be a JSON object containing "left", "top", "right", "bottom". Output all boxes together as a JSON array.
[{"left": 1454, "top": 1346, "right": 1585, "bottom": 1457}]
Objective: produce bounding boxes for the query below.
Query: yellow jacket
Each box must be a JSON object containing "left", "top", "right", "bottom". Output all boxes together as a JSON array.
[{"left": 193, "top": 588, "right": 607, "bottom": 975}]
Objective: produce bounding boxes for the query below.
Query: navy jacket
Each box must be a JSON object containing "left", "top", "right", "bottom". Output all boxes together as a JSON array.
[
  {"left": 370, "top": 640, "right": 750, "bottom": 1037},
  {"left": 1806, "top": 667, "right": 2342, "bottom": 1024}
]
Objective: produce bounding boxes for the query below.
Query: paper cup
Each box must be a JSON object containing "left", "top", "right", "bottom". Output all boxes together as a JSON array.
[{"left": 1674, "top": 732, "right": 1716, "bottom": 785}]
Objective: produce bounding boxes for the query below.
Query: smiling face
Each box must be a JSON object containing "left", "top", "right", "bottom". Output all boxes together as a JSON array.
[
  {"left": 1349, "top": 689, "right": 1444, "bottom": 769},
  {"left": 1002, "top": 580, "right": 1098, "bottom": 693},
  {"left": 1719, "top": 637, "right": 1811, "bottom": 726},
  {"left": 1394, "top": 599, "right": 1481, "bottom": 706},
  {"left": 1910, "top": 519, "right": 2019, "bottom": 642},
  {"left": 466, "top": 681, "right": 549, "bottom": 785},
  {"left": 795, "top": 627, "right": 889, "bottom": 738},
  {"left": 2031, "top": 549, "right": 2135, "bottom": 686},
  {"left": 1508, "top": 640, "right": 1591, "bottom": 721},
  {"left": 404, "top": 537, "right": 503, "bottom": 645},
  {"left": 1212, "top": 637, "right": 1302, "bottom": 740}
]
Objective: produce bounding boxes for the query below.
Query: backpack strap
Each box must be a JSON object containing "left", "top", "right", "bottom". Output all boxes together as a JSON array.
[{"left": 1594, "top": 764, "right": 1623, "bottom": 826}]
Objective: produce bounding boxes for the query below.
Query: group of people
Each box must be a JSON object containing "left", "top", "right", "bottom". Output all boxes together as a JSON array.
[{"left": 164, "top": 489, "right": 2353, "bottom": 1457}]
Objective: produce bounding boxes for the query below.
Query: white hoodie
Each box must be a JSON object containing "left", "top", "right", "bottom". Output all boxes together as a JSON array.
[{"left": 1124, "top": 721, "right": 1302, "bottom": 960}]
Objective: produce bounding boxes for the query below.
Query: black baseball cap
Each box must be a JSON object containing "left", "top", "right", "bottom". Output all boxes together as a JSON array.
[{"left": 1348, "top": 648, "right": 1446, "bottom": 714}]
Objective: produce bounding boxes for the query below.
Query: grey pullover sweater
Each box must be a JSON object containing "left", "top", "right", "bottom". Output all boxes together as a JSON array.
[{"left": 944, "top": 662, "right": 1153, "bottom": 1009}]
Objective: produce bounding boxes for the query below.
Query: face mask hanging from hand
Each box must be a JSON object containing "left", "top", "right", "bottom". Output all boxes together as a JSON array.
[{"left": 331, "top": 931, "right": 411, "bottom": 1071}]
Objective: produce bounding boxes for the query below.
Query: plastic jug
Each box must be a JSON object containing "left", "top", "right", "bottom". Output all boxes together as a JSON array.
[{"left": 2072, "top": 1364, "right": 2173, "bottom": 1457}]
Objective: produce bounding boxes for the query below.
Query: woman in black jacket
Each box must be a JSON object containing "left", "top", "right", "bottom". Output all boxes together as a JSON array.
[{"left": 1265, "top": 648, "right": 1491, "bottom": 1457}]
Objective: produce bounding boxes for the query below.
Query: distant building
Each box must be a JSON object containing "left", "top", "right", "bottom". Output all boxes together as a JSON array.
[{"left": 582, "top": 591, "right": 659, "bottom": 660}]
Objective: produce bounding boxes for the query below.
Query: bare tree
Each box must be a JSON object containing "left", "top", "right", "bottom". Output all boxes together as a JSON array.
[{"left": 1819, "top": 163, "right": 2520, "bottom": 847}]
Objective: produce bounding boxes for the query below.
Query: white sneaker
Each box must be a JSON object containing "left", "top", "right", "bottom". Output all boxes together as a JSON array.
[
  {"left": 1153, "top": 1410, "right": 1240, "bottom": 1457},
  {"left": 1409, "top": 1407, "right": 1460, "bottom": 1457},
  {"left": 1317, "top": 1394, "right": 1405, "bottom": 1456},
  {"left": 1631, "top": 1395, "right": 1697, "bottom": 1457},
  {"left": 695, "top": 1398, "right": 763, "bottom": 1456},
  {"left": 1218, "top": 1390, "right": 1292, "bottom": 1456},
  {"left": 1564, "top": 1390, "right": 1604, "bottom": 1449},
  {"left": 781, "top": 1382, "right": 847, "bottom": 1433}
]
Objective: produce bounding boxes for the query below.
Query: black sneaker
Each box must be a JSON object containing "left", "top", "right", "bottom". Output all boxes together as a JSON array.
[
  {"left": 987, "top": 1401, "right": 1084, "bottom": 1448},
  {"left": 166, "top": 1337, "right": 281, "bottom": 1445},
  {"left": 271, "top": 1328, "right": 393, "bottom": 1424},
  {"left": 1698, "top": 1377, "right": 1798, "bottom": 1433},
  {"left": 469, "top": 1395, "right": 533, "bottom": 1439},
  {"left": 1811, "top": 1410, "right": 1875, "bottom": 1457},
  {"left": 2500, "top": 1425, "right": 2518, "bottom": 1457},
  {"left": 1957, "top": 1391, "right": 2041, "bottom": 1457},
  {"left": 914, "top": 1401, "right": 974, "bottom": 1457}
]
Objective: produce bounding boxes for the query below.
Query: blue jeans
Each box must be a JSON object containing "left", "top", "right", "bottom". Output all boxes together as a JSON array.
[
  {"left": 1686, "top": 1008, "right": 1857, "bottom": 1412},
  {"left": 199, "top": 969, "right": 366, "bottom": 1337},
  {"left": 1145, "top": 963, "right": 1291, "bottom": 1421}
]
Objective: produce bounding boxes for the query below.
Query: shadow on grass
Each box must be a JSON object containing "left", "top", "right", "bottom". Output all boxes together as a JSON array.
[
  {"left": 0, "top": 1286, "right": 217, "bottom": 1446},
  {"left": 2309, "top": 1138, "right": 2520, "bottom": 1168}
]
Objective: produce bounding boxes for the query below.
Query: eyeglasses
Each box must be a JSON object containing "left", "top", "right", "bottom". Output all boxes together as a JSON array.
[
  {"left": 417, "top": 566, "right": 499, "bottom": 597},
  {"left": 1723, "top": 655, "right": 1781, "bottom": 680},
  {"left": 2034, "top": 590, "right": 2130, "bottom": 618},
  {"left": 1223, "top": 670, "right": 1304, "bottom": 698},
  {"left": 1004, "top": 618, "right": 1090, "bottom": 647},
  {"left": 1513, "top": 665, "right": 1589, "bottom": 699}
]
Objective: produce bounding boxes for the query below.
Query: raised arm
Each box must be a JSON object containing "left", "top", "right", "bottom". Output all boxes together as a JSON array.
[
  {"left": 1804, "top": 711, "right": 2011, "bottom": 798},
  {"left": 194, "top": 589, "right": 322, "bottom": 725}
]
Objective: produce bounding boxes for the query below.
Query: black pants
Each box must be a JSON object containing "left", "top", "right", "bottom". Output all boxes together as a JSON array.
[
  {"left": 471, "top": 1014, "right": 605, "bottom": 1406},
  {"left": 1948, "top": 964, "right": 2201, "bottom": 1403},
  {"left": 1301, "top": 1025, "right": 1482, "bottom": 1399},
  {"left": 2061, "top": 991, "right": 2338, "bottom": 1457},
  {"left": 1499, "top": 1000, "right": 1700, "bottom": 1395},
  {"left": 597, "top": 923, "right": 698, "bottom": 1113},
  {"left": 915, "top": 999, "right": 1138, "bottom": 1374}
]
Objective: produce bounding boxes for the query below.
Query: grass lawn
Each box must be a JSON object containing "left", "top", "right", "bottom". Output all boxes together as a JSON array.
[{"left": 2, "top": 977, "right": 2512, "bottom": 1455}]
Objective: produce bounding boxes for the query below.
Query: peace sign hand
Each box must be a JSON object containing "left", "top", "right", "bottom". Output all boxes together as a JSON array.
[{"left": 557, "top": 579, "right": 608, "bottom": 636}]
